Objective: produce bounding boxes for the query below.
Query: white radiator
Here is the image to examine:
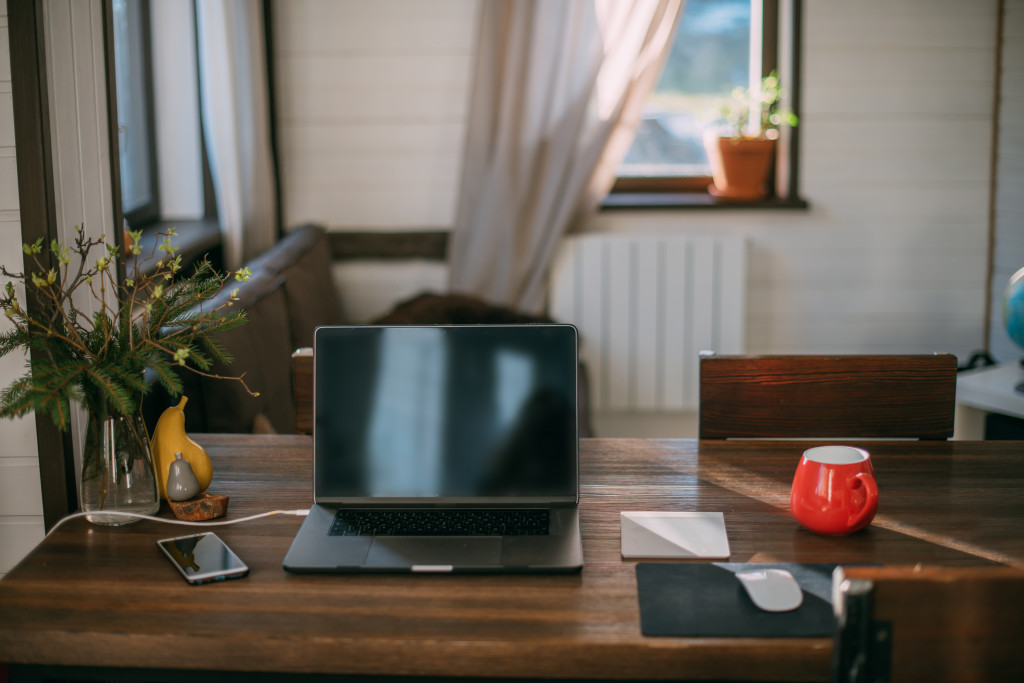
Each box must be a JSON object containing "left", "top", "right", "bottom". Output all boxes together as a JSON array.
[{"left": 549, "top": 234, "right": 746, "bottom": 412}]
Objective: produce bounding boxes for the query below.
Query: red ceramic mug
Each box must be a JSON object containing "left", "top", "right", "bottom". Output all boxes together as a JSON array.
[{"left": 790, "top": 445, "right": 878, "bottom": 535}]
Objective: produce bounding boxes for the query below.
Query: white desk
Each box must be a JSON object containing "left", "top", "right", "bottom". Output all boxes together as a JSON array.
[{"left": 955, "top": 361, "right": 1024, "bottom": 439}]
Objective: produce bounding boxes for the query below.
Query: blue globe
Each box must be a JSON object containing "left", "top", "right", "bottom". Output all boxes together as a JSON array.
[{"left": 1005, "top": 267, "right": 1024, "bottom": 351}]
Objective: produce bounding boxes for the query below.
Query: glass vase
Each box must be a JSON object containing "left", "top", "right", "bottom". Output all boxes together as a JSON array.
[{"left": 80, "top": 412, "right": 160, "bottom": 525}]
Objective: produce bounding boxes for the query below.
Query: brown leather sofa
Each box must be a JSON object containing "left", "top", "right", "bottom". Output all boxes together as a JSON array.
[{"left": 142, "top": 223, "right": 342, "bottom": 434}]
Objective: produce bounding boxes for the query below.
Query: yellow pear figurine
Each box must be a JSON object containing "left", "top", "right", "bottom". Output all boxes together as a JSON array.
[{"left": 151, "top": 397, "right": 213, "bottom": 499}]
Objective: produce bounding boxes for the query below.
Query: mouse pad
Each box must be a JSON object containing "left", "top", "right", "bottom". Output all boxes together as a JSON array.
[{"left": 636, "top": 563, "right": 837, "bottom": 637}]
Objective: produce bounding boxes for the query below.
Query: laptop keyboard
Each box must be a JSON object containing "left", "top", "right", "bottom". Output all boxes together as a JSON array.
[{"left": 329, "top": 508, "right": 551, "bottom": 537}]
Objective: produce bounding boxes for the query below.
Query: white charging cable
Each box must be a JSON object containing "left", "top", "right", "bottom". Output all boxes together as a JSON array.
[{"left": 45, "top": 508, "right": 310, "bottom": 537}]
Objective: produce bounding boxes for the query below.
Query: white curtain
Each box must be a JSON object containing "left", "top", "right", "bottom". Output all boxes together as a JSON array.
[
  {"left": 448, "top": 0, "right": 683, "bottom": 312},
  {"left": 195, "top": 0, "right": 278, "bottom": 271}
]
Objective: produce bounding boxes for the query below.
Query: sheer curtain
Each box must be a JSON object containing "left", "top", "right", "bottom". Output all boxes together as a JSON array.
[
  {"left": 448, "top": 0, "right": 683, "bottom": 312},
  {"left": 195, "top": 0, "right": 278, "bottom": 270}
]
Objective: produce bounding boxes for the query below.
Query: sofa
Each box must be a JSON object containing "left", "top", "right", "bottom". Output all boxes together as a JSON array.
[
  {"left": 142, "top": 223, "right": 343, "bottom": 434},
  {"left": 143, "top": 224, "right": 592, "bottom": 437}
]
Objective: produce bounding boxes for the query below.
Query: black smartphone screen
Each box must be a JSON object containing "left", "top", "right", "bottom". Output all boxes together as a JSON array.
[{"left": 157, "top": 532, "right": 249, "bottom": 584}]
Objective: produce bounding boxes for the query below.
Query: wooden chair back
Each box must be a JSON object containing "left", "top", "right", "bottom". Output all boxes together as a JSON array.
[
  {"left": 292, "top": 347, "right": 313, "bottom": 434},
  {"left": 698, "top": 353, "right": 957, "bottom": 439},
  {"left": 832, "top": 565, "right": 1024, "bottom": 683}
]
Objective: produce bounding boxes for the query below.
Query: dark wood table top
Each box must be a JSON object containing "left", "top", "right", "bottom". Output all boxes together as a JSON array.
[{"left": 2, "top": 436, "right": 1022, "bottom": 682}]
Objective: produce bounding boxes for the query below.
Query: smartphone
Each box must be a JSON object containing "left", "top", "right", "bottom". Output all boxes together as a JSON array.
[{"left": 157, "top": 532, "right": 250, "bottom": 585}]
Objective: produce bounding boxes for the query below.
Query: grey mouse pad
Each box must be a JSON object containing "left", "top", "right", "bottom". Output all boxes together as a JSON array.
[{"left": 636, "top": 563, "right": 837, "bottom": 637}]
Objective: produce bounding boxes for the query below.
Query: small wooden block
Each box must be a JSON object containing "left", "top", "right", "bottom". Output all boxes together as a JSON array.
[{"left": 168, "top": 492, "right": 229, "bottom": 521}]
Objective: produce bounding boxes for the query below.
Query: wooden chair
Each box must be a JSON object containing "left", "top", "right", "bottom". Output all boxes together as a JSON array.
[
  {"left": 832, "top": 565, "right": 1024, "bottom": 682},
  {"left": 698, "top": 353, "right": 958, "bottom": 439}
]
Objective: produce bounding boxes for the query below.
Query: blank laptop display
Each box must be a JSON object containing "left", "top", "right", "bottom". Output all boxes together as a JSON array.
[{"left": 283, "top": 324, "right": 583, "bottom": 573}]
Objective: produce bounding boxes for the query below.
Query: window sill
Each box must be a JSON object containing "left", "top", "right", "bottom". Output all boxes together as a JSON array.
[
  {"left": 127, "top": 218, "right": 223, "bottom": 277},
  {"left": 601, "top": 193, "right": 809, "bottom": 210}
]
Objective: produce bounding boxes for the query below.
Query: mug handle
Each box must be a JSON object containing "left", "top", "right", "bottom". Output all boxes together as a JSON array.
[{"left": 847, "top": 472, "right": 879, "bottom": 529}]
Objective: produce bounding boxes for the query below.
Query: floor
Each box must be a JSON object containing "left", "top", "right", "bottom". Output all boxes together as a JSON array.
[{"left": 590, "top": 412, "right": 698, "bottom": 438}]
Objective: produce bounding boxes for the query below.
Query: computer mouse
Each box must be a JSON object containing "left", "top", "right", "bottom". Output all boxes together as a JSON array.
[{"left": 735, "top": 568, "right": 804, "bottom": 612}]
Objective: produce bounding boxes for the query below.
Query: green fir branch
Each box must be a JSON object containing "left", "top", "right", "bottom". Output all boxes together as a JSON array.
[
  {"left": 147, "top": 354, "right": 185, "bottom": 397},
  {"left": 81, "top": 365, "right": 137, "bottom": 416},
  {"left": 0, "top": 224, "right": 255, "bottom": 429},
  {"left": 198, "top": 333, "right": 232, "bottom": 367}
]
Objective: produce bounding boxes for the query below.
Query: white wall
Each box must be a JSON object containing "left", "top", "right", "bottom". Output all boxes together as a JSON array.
[
  {"left": 988, "top": 0, "right": 1024, "bottom": 363},
  {"left": 150, "top": 0, "right": 204, "bottom": 220},
  {"left": 0, "top": 0, "right": 45, "bottom": 579},
  {"left": 272, "top": 0, "right": 477, "bottom": 321},
  {"left": 273, "top": 0, "right": 476, "bottom": 229},
  {"left": 593, "top": 0, "right": 998, "bottom": 358},
  {"left": 273, "top": 0, "right": 1003, "bottom": 360}
]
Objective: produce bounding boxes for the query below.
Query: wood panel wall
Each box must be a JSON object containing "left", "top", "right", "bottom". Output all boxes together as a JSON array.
[
  {"left": 0, "top": 0, "right": 45, "bottom": 578},
  {"left": 271, "top": 0, "right": 476, "bottom": 230},
  {"left": 271, "top": 0, "right": 475, "bottom": 321},
  {"left": 1, "top": 0, "right": 119, "bottom": 576}
]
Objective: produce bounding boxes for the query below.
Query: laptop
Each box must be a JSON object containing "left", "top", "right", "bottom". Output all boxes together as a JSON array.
[{"left": 283, "top": 324, "right": 583, "bottom": 573}]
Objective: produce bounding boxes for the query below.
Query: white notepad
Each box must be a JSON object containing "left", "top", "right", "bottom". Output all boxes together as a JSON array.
[{"left": 620, "top": 511, "right": 731, "bottom": 559}]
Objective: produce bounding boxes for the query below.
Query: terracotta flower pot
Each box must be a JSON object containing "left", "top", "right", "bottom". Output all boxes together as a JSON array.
[{"left": 703, "top": 133, "right": 776, "bottom": 201}]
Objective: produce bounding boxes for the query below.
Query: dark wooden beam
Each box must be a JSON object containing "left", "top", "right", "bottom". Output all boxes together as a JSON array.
[
  {"left": 327, "top": 230, "right": 449, "bottom": 261},
  {"left": 786, "top": 0, "right": 804, "bottom": 204},
  {"left": 762, "top": 0, "right": 779, "bottom": 77},
  {"left": 602, "top": 193, "right": 808, "bottom": 210},
  {"left": 262, "top": 0, "right": 284, "bottom": 240},
  {"left": 102, "top": 0, "right": 127, "bottom": 284}
]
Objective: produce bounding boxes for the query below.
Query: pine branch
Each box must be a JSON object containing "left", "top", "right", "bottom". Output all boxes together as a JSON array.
[
  {"left": 147, "top": 354, "right": 184, "bottom": 397},
  {"left": 103, "top": 357, "right": 150, "bottom": 395},
  {"left": 0, "top": 362, "right": 81, "bottom": 429},
  {"left": 1, "top": 225, "right": 256, "bottom": 427},
  {"left": 0, "top": 328, "right": 34, "bottom": 359},
  {"left": 81, "top": 365, "right": 137, "bottom": 416},
  {"left": 199, "top": 333, "right": 232, "bottom": 366}
]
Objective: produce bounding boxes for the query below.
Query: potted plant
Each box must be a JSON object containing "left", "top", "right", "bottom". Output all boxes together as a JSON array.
[
  {"left": 0, "top": 225, "right": 255, "bottom": 524},
  {"left": 703, "top": 70, "right": 798, "bottom": 201}
]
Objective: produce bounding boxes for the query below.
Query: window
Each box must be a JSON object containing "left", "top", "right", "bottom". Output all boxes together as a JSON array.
[
  {"left": 111, "top": 0, "right": 159, "bottom": 227},
  {"left": 612, "top": 0, "right": 799, "bottom": 201},
  {"left": 109, "top": 0, "right": 222, "bottom": 273}
]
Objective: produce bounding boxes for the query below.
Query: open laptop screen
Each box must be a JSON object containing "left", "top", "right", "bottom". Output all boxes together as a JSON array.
[{"left": 313, "top": 325, "right": 578, "bottom": 502}]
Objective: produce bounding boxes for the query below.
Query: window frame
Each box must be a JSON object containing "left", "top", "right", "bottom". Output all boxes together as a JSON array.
[
  {"left": 107, "top": 0, "right": 227, "bottom": 276},
  {"left": 608, "top": 0, "right": 803, "bottom": 207},
  {"left": 112, "top": 0, "right": 161, "bottom": 229}
]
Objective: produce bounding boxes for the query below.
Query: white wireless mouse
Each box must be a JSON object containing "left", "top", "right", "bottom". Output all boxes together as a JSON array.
[{"left": 735, "top": 568, "right": 804, "bottom": 612}]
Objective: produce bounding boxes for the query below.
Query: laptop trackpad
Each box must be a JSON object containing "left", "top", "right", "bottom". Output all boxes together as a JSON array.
[{"left": 366, "top": 537, "right": 502, "bottom": 569}]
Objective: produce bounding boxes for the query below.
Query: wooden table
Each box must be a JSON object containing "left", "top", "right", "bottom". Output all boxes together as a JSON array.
[{"left": 2, "top": 437, "right": 1023, "bottom": 682}]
